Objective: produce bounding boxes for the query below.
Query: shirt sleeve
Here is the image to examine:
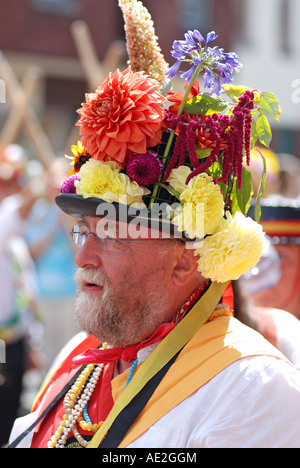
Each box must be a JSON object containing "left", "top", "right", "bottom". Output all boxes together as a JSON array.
[
  {"left": 185, "top": 356, "right": 300, "bottom": 448},
  {"left": 128, "top": 356, "right": 300, "bottom": 448}
]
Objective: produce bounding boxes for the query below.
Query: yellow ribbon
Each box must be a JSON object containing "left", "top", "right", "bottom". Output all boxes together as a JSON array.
[{"left": 87, "top": 280, "right": 229, "bottom": 448}]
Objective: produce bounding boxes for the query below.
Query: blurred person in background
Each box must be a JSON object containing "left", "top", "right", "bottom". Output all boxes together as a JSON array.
[
  {"left": 276, "top": 153, "right": 300, "bottom": 199},
  {"left": 247, "top": 147, "right": 281, "bottom": 198},
  {"left": 24, "top": 157, "right": 79, "bottom": 368},
  {"left": 248, "top": 200, "right": 300, "bottom": 319},
  {"left": 0, "top": 144, "right": 44, "bottom": 447},
  {"left": 234, "top": 236, "right": 300, "bottom": 369},
  {"left": 246, "top": 148, "right": 300, "bottom": 318}
]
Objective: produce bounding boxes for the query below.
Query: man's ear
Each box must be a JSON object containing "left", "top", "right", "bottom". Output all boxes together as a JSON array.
[{"left": 171, "top": 247, "right": 200, "bottom": 287}]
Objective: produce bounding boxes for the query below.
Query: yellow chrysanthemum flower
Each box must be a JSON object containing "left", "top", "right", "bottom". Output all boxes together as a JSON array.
[
  {"left": 194, "top": 211, "right": 265, "bottom": 283},
  {"left": 76, "top": 159, "right": 123, "bottom": 201},
  {"left": 171, "top": 172, "right": 224, "bottom": 238},
  {"left": 75, "top": 159, "right": 149, "bottom": 207},
  {"left": 119, "top": 173, "right": 150, "bottom": 207},
  {"left": 167, "top": 166, "right": 192, "bottom": 194}
]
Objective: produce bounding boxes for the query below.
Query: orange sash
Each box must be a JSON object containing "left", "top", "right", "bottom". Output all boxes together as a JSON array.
[{"left": 109, "top": 316, "right": 290, "bottom": 447}]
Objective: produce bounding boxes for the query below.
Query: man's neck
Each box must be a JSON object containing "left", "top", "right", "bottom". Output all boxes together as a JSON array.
[{"left": 115, "top": 281, "right": 210, "bottom": 376}]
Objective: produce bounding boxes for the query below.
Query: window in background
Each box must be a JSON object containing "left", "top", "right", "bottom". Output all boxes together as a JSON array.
[
  {"left": 278, "top": 0, "right": 292, "bottom": 55},
  {"left": 31, "top": 0, "right": 81, "bottom": 17},
  {"left": 177, "top": 0, "right": 213, "bottom": 35}
]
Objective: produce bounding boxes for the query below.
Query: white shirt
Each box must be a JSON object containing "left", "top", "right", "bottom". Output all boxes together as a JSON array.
[
  {"left": 9, "top": 351, "right": 300, "bottom": 448},
  {"left": 128, "top": 356, "right": 300, "bottom": 448}
]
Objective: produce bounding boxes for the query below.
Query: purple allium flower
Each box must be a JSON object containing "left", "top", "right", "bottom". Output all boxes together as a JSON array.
[
  {"left": 61, "top": 174, "right": 80, "bottom": 194},
  {"left": 165, "top": 29, "right": 242, "bottom": 95},
  {"left": 126, "top": 150, "right": 162, "bottom": 186}
]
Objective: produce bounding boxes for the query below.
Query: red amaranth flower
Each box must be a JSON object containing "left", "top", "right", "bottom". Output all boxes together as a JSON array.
[
  {"left": 231, "top": 90, "right": 255, "bottom": 188},
  {"left": 162, "top": 126, "right": 187, "bottom": 182},
  {"left": 244, "top": 114, "right": 252, "bottom": 165}
]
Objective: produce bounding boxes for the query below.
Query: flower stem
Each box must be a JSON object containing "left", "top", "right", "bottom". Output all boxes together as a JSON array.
[{"left": 148, "top": 64, "right": 202, "bottom": 210}]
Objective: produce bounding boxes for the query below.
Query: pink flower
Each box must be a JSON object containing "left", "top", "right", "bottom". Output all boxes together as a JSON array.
[
  {"left": 61, "top": 174, "right": 80, "bottom": 194},
  {"left": 76, "top": 68, "right": 166, "bottom": 167},
  {"left": 126, "top": 150, "right": 162, "bottom": 186}
]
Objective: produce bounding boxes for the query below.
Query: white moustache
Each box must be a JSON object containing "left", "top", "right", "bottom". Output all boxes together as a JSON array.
[{"left": 74, "top": 268, "right": 107, "bottom": 291}]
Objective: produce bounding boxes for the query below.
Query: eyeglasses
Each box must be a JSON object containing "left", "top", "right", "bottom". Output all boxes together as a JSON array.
[
  {"left": 70, "top": 224, "right": 118, "bottom": 250},
  {"left": 70, "top": 223, "right": 187, "bottom": 251}
]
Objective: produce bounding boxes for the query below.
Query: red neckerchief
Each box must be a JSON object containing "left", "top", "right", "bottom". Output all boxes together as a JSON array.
[{"left": 31, "top": 281, "right": 210, "bottom": 448}]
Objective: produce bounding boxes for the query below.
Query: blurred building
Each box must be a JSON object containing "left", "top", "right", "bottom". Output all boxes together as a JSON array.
[
  {"left": 234, "top": 0, "right": 300, "bottom": 159},
  {"left": 0, "top": 0, "right": 299, "bottom": 159}
]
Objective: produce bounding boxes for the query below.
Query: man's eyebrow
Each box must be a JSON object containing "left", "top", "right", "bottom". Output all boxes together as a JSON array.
[{"left": 80, "top": 216, "right": 90, "bottom": 225}]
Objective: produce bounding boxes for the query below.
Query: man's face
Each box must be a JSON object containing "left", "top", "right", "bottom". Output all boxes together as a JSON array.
[{"left": 73, "top": 216, "right": 177, "bottom": 346}]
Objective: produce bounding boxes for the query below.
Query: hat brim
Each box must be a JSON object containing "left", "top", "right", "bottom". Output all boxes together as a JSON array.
[
  {"left": 248, "top": 199, "right": 300, "bottom": 239},
  {"left": 55, "top": 193, "right": 192, "bottom": 240},
  {"left": 248, "top": 198, "right": 300, "bottom": 221}
]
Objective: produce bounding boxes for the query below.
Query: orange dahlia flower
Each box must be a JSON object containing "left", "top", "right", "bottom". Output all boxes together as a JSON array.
[{"left": 76, "top": 68, "right": 166, "bottom": 167}]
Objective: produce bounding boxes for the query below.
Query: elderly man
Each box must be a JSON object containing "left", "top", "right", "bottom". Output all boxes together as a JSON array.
[
  {"left": 8, "top": 15, "right": 300, "bottom": 447},
  {"left": 8, "top": 206, "right": 300, "bottom": 448}
]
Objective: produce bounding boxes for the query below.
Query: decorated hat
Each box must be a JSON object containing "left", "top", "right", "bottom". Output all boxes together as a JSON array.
[
  {"left": 56, "top": 0, "right": 281, "bottom": 284},
  {"left": 248, "top": 198, "right": 300, "bottom": 245}
]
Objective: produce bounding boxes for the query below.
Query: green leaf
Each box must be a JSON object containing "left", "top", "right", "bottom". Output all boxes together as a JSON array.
[
  {"left": 206, "top": 159, "right": 223, "bottom": 178},
  {"left": 260, "top": 91, "right": 280, "bottom": 122},
  {"left": 183, "top": 92, "right": 227, "bottom": 115},
  {"left": 157, "top": 182, "right": 181, "bottom": 200},
  {"left": 231, "top": 184, "right": 239, "bottom": 216},
  {"left": 260, "top": 91, "right": 279, "bottom": 121},
  {"left": 238, "top": 168, "right": 254, "bottom": 214},
  {"left": 250, "top": 119, "right": 258, "bottom": 147},
  {"left": 256, "top": 113, "right": 272, "bottom": 147},
  {"left": 195, "top": 147, "right": 212, "bottom": 159},
  {"left": 254, "top": 152, "right": 267, "bottom": 222},
  {"left": 218, "top": 181, "right": 228, "bottom": 200},
  {"left": 231, "top": 168, "right": 253, "bottom": 216}
]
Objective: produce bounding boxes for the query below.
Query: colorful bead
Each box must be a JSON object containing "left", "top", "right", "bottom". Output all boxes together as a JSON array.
[
  {"left": 47, "top": 344, "right": 111, "bottom": 448},
  {"left": 48, "top": 346, "right": 139, "bottom": 448}
]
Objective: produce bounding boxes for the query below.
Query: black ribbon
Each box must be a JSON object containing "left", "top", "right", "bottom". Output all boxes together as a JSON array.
[{"left": 98, "top": 350, "right": 181, "bottom": 448}]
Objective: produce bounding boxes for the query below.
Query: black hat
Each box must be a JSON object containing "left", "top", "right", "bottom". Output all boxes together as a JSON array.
[{"left": 248, "top": 198, "right": 300, "bottom": 244}]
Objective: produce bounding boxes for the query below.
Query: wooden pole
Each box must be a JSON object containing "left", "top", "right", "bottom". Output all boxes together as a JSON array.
[
  {"left": 0, "top": 51, "right": 56, "bottom": 168},
  {"left": 71, "top": 20, "right": 104, "bottom": 91},
  {"left": 1, "top": 66, "right": 42, "bottom": 147},
  {"left": 65, "top": 21, "right": 126, "bottom": 153}
]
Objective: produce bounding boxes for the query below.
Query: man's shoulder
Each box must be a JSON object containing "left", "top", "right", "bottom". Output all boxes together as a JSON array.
[{"left": 189, "top": 316, "right": 289, "bottom": 363}]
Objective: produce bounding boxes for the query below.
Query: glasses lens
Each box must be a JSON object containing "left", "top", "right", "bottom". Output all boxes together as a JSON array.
[{"left": 71, "top": 224, "right": 87, "bottom": 247}]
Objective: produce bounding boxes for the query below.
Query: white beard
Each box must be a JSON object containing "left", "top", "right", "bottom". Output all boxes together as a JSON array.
[{"left": 74, "top": 267, "right": 172, "bottom": 347}]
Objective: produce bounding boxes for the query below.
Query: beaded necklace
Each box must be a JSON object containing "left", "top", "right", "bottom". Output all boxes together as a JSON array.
[
  {"left": 47, "top": 345, "right": 139, "bottom": 448},
  {"left": 47, "top": 288, "right": 232, "bottom": 448}
]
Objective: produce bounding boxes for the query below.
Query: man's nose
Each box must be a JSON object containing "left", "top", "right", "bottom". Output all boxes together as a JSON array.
[{"left": 74, "top": 234, "right": 103, "bottom": 269}]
